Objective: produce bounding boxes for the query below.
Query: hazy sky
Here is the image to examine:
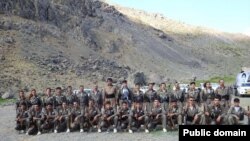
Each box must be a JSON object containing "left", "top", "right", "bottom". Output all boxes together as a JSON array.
[{"left": 109, "top": 0, "right": 250, "bottom": 35}]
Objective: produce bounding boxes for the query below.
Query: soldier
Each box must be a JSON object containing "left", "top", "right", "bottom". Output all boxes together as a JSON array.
[
  {"left": 144, "top": 82, "right": 159, "bottom": 117},
  {"left": 129, "top": 102, "right": 149, "bottom": 133},
  {"left": 15, "top": 102, "right": 29, "bottom": 133},
  {"left": 183, "top": 97, "right": 205, "bottom": 125},
  {"left": 157, "top": 82, "right": 170, "bottom": 112},
  {"left": 16, "top": 90, "right": 31, "bottom": 111},
  {"left": 166, "top": 99, "right": 182, "bottom": 129},
  {"left": 42, "top": 88, "right": 56, "bottom": 109},
  {"left": 55, "top": 87, "right": 67, "bottom": 110},
  {"left": 170, "top": 83, "right": 185, "bottom": 110},
  {"left": 65, "top": 86, "right": 78, "bottom": 108},
  {"left": 89, "top": 84, "right": 103, "bottom": 111},
  {"left": 77, "top": 85, "right": 89, "bottom": 110},
  {"left": 29, "top": 89, "right": 42, "bottom": 108},
  {"left": 147, "top": 99, "right": 167, "bottom": 133},
  {"left": 103, "top": 78, "right": 117, "bottom": 107},
  {"left": 132, "top": 83, "right": 144, "bottom": 108},
  {"left": 215, "top": 79, "right": 231, "bottom": 110},
  {"left": 98, "top": 101, "right": 116, "bottom": 133},
  {"left": 54, "top": 101, "right": 71, "bottom": 133},
  {"left": 227, "top": 98, "right": 250, "bottom": 125},
  {"left": 205, "top": 96, "right": 226, "bottom": 125},
  {"left": 186, "top": 82, "right": 200, "bottom": 103},
  {"left": 114, "top": 101, "right": 131, "bottom": 133},
  {"left": 41, "top": 103, "right": 57, "bottom": 132},
  {"left": 200, "top": 82, "right": 215, "bottom": 110},
  {"left": 84, "top": 99, "right": 101, "bottom": 132},
  {"left": 27, "top": 103, "right": 44, "bottom": 135},
  {"left": 117, "top": 80, "right": 133, "bottom": 107},
  {"left": 69, "top": 101, "right": 85, "bottom": 132}
]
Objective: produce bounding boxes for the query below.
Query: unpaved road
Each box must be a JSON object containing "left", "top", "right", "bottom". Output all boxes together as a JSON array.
[{"left": 0, "top": 96, "right": 249, "bottom": 141}]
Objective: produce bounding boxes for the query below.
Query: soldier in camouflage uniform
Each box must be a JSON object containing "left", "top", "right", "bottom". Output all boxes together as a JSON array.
[
  {"left": 186, "top": 82, "right": 200, "bottom": 103},
  {"left": 55, "top": 87, "right": 67, "bottom": 110},
  {"left": 89, "top": 84, "right": 103, "bottom": 111},
  {"left": 166, "top": 99, "right": 182, "bottom": 129},
  {"left": 215, "top": 79, "right": 231, "bottom": 110},
  {"left": 16, "top": 90, "right": 31, "bottom": 111},
  {"left": 84, "top": 99, "right": 101, "bottom": 132},
  {"left": 114, "top": 101, "right": 131, "bottom": 133},
  {"left": 15, "top": 102, "right": 29, "bottom": 133},
  {"left": 200, "top": 82, "right": 215, "bottom": 112},
  {"left": 65, "top": 86, "right": 78, "bottom": 108},
  {"left": 147, "top": 99, "right": 167, "bottom": 133},
  {"left": 77, "top": 85, "right": 89, "bottom": 110},
  {"left": 41, "top": 103, "right": 57, "bottom": 132},
  {"left": 27, "top": 104, "right": 44, "bottom": 135},
  {"left": 144, "top": 82, "right": 159, "bottom": 117},
  {"left": 98, "top": 101, "right": 116, "bottom": 133},
  {"left": 69, "top": 101, "right": 85, "bottom": 132},
  {"left": 157, "top": 82, "right": 170, "bottom": 112},
  {"left": 132, "top": 83, "right": 144, "bottom": 108},
  {"left": 205, "top": 96, "right": 226, "bottom": 125},
  {"left": 54, "top": 102, "right": 71, "bottom": 133},
  {"left": 227, "top": 98, "right": 250, "bottom": 125},
  {"left": 29, "top": 89, "right": 42, "bottom": 108},
  {"left": 170, "top": 83, "right": 185, "bottom": 110},
  {"left": 117, "top": 80, "right": 133, "bottom": 108},
  {"left": 42, "top": 88, "right": 56, "bottom": 109},
  {"left": 183, "top": 97, "right": 205, "bottom": 125},
  {"left": 128, "top": 102, "right": 149, "bottom": 133}
]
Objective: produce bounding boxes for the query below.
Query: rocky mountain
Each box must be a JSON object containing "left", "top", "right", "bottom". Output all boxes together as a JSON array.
[{"left": 0, "top": 0, "right": 249, "bottom": 95}]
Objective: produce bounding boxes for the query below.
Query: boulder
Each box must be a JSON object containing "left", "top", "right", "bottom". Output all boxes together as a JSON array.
[{"left": 1, "top": 89, "right": 14, "bottom": 99}]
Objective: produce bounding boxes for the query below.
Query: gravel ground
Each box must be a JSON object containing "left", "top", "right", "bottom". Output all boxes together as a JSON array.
[{"left": 1, "top": 96, "right": 249, "bottom": 141}]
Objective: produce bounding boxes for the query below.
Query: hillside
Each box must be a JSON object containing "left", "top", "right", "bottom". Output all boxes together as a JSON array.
[{"left": 0, "top": 0, "right": 250, "bottom": 95}]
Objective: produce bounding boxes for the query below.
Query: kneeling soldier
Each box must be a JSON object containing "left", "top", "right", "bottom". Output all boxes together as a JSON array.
[
  {"left": 98, "top": 101, "right": 116, "bottom": 133},
  {"left": 114, "top": 101, "right": 131, "bottom": 133},
  {"left": 41, "top": 103, "right": 57, "bottom": 132},
  {"left": 84, "top": 99, "right": 101, "bottom": 132},
  {"left": 15, "top": 102, "right": 29, "bottom": 133},
  {"left": 54, "top": 102, "right": 71, "bottom": 133},
  {"left": 166, "top": 99, "right": 182, "bottom": 129},
  {"left": 69, "top": 101, "right": 84, "bottom": 132},
  {"left": 147, "top": 99, "right": 167, "bottom": 133},
  {"left": 27, "top": 104, "right": 44, "bottom": 135}
]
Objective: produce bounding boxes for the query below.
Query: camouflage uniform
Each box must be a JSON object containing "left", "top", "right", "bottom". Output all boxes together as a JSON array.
[
  {"left": 66, "top": 92, "right": 78, "bottom": 108},
  {"left": 55, "top": 106, "right": 71, "bottom": 132},
  {"left": 41, "top": 108, "right": 57, "bottom": 131},
  {"left": 55, "top": 95, "right": 67, "bottom": 110},
  {"left": 157, "top": 89, "right": 170, "bottom": 112},
  {"left": 84, "top": 105, "right": 101, "bottom": 130},
  {"left": 15, "top": 107, "right": 29, "bottom": 132},
  {"left": 99, "top": 107, "right": 116, "bottom": 131},
  {"left": 129, "top": 107, "right": 149, "bottom": 130},
  {"left": 186, "top": 88, "right": 200, "bottom": 103},
  {"left": 147, "top": 106, "right": 166, "bottom": 131},
  {"left": 206, "top": 104, "right": 226, "bottom": 125},
  {"left": 227, "top": 106, "right": 249, "bottom": 125},
  {"left": 200, "top": 88, "right": 215, "bottom": 111},
  {"left": 27, "top": 107, "right": 44, "bottom": 135},
  {"left": 69, "top": 107, "right": 84, "bottom": 131},
  {"left": 144, "top": 89, "right": 159, "bottom": 114},
  {"left": 183, "top": 104, "right": 205, "bottom": 125},
  {"left": 170, "top": 89, "right": 185, "bottom": 110},
  {"left": 42, "top": 96, "right": 56, "bottom": 109},
  {"left": 215, "top": 86, "right": 231, "bottom": 110},
  {"left": 77, "top": 91, "right": 89, "bottom": 110},
  {"left": 89, "top": 90, "right": 103, "bottom": 111},
  {"left": 114, "top": 107, "right": 131, "bottom": 130},
  {"left": 166, "top": 105, "right": 182, "bottom": 128}
]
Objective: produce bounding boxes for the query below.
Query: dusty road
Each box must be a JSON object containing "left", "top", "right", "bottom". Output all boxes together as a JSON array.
[{"left": 0, "top": 96, "right": 249, "bottom": 141}]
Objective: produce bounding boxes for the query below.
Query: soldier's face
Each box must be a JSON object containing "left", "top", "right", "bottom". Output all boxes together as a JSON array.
[
  {"left": 171, "top": 102, "right": 177, "bottom": 107},
  {"left": 80, "top": 87, "right": 84, "bottom": 92},
  {"left": 219, "top": 80, "right": 224, "bottom": 86},
  {"left": 135, "top": 103, "right": 141, "bottom": 108},
  {"left": 105, "top": 104, "right": 111, "bottom": 109},
  {"left": 149, "top": 84, "right": 153, "bottom": 89},
  {"left": 191, "top": 84, "right": 195, "bottom": 89},
  {"left": 68, "top": 87, "right": 72, "bottom": 92},
  {"left": 21, "top": 105, "right": 26, "bottom": 110},
  {"left": 89, "top": 101, "right": 94, "bottom": 106},
  {"left": 189, "top": 99, "right": 194, "bottom": 104},
  {"left": 56, "top": 89, "right": 61, "bottom": 95},
  {"left": 123, "top": 83, "right": 128, "bottom": 87},
  {"left": 34, "top": 105, "right": 39, "bottom": 111},
  {"left": 122, "top": 103, "right": 128, "bottom": 109},
  {"left": 135, "top": 85, "right": 140, "bottom": 90},
  {"left": 94, "top": 85, "right": 98, "bottom": 90},
  {"left": 175, "top": 84, "right": 180, "bottom": 89},
  {"left": 73, "top": 102, "right": 78, "bottom": 108},
  {"left": 47, "top": 105, "right": 52, "bottom": 110},
  {"left": 62, "top": 103, "right": 67, "bottom": 108},
  {"left": 154, "top": 100, "right": 159, "bottom": 107},
  {"left": 32, "top": 90, "right": 36, "bottom": 96},
  {"left": 46, "top": 89, "right": 51, "bottom": 96},
  {"left": 206, "top": 83, "right": 211, "bottom": 88},
  {"left": 214, "top": 99, "right": 220, "bottom": 105},
  {"left": 19, "top": 92, "right": 24, "bottom": 97},
  {"left": 234, "top": 102, "right": 240, "bottom": 107},
  {"left": 161, "top": 84, "right": 166, "bottom": 89}
]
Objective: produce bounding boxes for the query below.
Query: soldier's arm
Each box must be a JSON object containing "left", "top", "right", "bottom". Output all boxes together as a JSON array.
[{"left": 227, "top": 106, "right": 233, "bottom": 115}]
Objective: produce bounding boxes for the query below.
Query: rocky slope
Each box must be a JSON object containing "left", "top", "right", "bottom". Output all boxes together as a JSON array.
[{"left": 0, "top": 0, "right": 250, "bottom": 95}]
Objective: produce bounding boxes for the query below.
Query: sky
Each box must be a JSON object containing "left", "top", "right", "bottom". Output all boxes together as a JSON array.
[{"left": 109, "top": 0, "right": 250, "bottom": 35}]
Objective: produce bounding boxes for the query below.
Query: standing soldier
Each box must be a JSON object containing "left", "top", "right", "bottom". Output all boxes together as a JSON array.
[
  {"left": 27, "top": 103, "right": 44, "bottom": 135},
  {"left": 186, "top": 82, "right": 200, "bottom": 103},
  {"left": 77, "top": 85, "right": 89, "bottom": 110},
  {"left": 205, "top": 96, "right": 226, "bottom": 125},
  {"left": 170, "top": 83, "right": 185, "bottom": 110},
  {"left": 166, "top": 99, "right": 182, "bottom": 129},
  {"left": 55, "top": 87, "right": 67, "bottom": 110},
  {"left": 65, "top": 86, "right": 78, "bottom": 108},
  {"left": 54, "top": 102, "right": 71, "bottom": 133},
  {"left": 41, "top": 103, "right": 57, "bottom": 133},
  {"left": 89, "top": 84, "right": 103, "bottom": 111},
  {"left": 215, "top": 79, "right": 231, "bottom": 110},
  {"left": 117, "top": 80, "right": 133, "bottom": 107},
  {"left": 183, "top": 97, "right": 205, "bottom": 125},
  {"left": 42, "top": 88, "right": 56, "bottom": 109},
  {"left": 144, "top": 82, "right": 159, "bottom": 118},
  {"left": 29, "top": 89, "right": 42, "bottom": 108},
  {"left": 69, "top": 101, "right": 85, "bottom": 133},
  {"left": 157, "top": 82, "right": 170, "bottom": 112},
  {"left": 84, "top": 99, "right": 101, "bottom": 132},
  {"left": 15, "top": 102, "right": 29, "bottom": 133},
  {"left": 129, "top": 102, "right": 149, "bottom": 133},
  {"left": 103, "top": 78, "right": 117, "bottom": 108},
  {"left": 227, "top": 98, "right": 250, "bottom": 125},
  {"left": 98, "top": 101, "right": 116, "bottom": 133},
  {"left": 114, "top": 101, "right": 131, "bottom": 133},
  {"left": 147, "top": 99, "right": 167, "bottom": 133},
  {"left": 132, "top": 83, "right": 144, "bottom": 108},
  {"left": 16, "top": 90, "right": 31, "bottom": 111},
  {"left": 200, "top": 82, "right": 215, "bottom": 111}
]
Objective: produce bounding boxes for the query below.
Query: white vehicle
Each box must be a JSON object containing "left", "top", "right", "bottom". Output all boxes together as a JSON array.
[
  {"left": 200, "top": 83, "right": 219, "bottom": 90},
  {"left": 73, "top": 89, "right": 92, "bottom": 96},
  {"left": 237, "top": 83, "right": 250, "bottom": 96},
  {"left": 140, "top": 86, "right": 148, "bottom": 93},
  {"left": 179, "top": 83, "right": 189, "bottom": 93}
]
